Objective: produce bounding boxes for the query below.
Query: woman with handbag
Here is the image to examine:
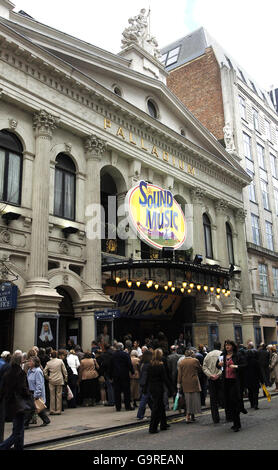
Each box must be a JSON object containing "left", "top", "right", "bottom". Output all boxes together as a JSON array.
[
  {"left": 26, "top": 356, "right": 50, "bottom": 427},
  {"left": 78, "top": 351, "right": 99, "bottom": 406},
  {"left": 0, "top": 352, "right": 34, "bottom": 451}
]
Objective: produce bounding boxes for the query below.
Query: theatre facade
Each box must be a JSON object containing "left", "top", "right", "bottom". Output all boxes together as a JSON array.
[{"left": 0, "top": 2, "right": 261, "bottom": 352}]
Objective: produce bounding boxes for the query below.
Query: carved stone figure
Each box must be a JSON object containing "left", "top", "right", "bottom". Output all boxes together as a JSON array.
[
  {"left": 223, "top": 122, "right": 236, "bottom": 153},
  {"left": 121, "top": 8, "right": 160, "bottom": 59}
]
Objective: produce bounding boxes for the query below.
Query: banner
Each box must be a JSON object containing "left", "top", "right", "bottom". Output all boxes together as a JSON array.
[{"left": 104, "top": 286, "right": 182, "bottom": 320}]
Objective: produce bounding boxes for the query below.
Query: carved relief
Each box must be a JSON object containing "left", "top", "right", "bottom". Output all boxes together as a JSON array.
[
  {"left": 9, "top": 119, "right": 18, "bottom": 130},
  {"left": 84, "top": 134, "right": 107, "bottom": 157},
  {"left": 60, "top": 242, "right": 69, "bottom": 255},
  {"left": 0, "top": 230, "right": 11, "bottom": 244}
]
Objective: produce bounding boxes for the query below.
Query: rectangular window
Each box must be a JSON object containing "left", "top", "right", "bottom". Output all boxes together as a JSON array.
[
  {"left": 247, "top": 169, "right": 256, "bottom": 202},
  {"left": 243, "top": 132, "right": 252, "bottom": 160},
  {"left": 265, "top": 120, "right": 272, "bottom": 141},
  {"left": 274, "top": 189, "right": 278, "bottom": 215},
  {"left": 270, "top": 154, "right": 277, "bottom": 178},
  {"left": 253, "top": 109, "right": 259, "bottom": 131},
  {"left": 251, "top": 214, "right": 261, "bottom": 245},
  {"left": 162, "top": 46, "right": 181, "bottom": 67},
  {"left": 257, "top": 144, "right": 265, "bottom": 169},
  {"left": 265, "top": 221, "right": 274, "bottom": 251},
  {"left": 260, "top": 179, "right": 270, "bottom": 210},
  {"left": 239, "top": 96, "right": 246, "bottom": 120},
  {"left": 273, "top": 267, "right": 278, "bottom": 297},
  {"left": 258, "top": 263, "right": 269, "bottom": 296}
]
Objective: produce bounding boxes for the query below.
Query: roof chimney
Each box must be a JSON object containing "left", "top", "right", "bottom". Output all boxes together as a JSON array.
[{"left": 0, "top": 0, "right": 15, "bottom": 19}]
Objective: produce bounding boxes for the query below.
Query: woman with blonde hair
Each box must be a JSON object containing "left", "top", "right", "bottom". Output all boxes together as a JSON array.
[
  {"left": 269, "top": 345, "right": 278, "bottom": 391},
  {"left": 143, "top": 349, "right": 172, "bottom": 434}
]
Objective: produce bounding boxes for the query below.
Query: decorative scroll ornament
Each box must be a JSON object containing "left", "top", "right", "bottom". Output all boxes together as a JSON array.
[
  {"left": 121, "top": 8, "right": 161, "bottom": 59},
  {"left": 215, "top": 200, "right": 229, "bottom": 213},
  {"left": 235, "top": 208, "right": 247, "bottom": 222},
  {"left": 84, "top": 134, "right": 107, "bottom": 156}
]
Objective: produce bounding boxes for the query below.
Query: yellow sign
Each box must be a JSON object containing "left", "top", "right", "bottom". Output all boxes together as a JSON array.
[{"left": 126, "top": 180, "right": 186, "bottom": 250}]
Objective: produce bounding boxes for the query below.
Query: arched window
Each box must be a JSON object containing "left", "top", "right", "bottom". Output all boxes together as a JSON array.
[
  {"left": 203, "top": 213, "right": 213, "bottom": 259},
  {"left": 147, "top": 99, "right": 158, "bottom": 119},
  {"left": 0, "top": 130, "right": 23, "bottom": 205},
  {"left": 54, "top": 153, "right": 76, "bottom": 220},
  {"left": 226, "top": 222, "right": 235, "bottom": 265}
]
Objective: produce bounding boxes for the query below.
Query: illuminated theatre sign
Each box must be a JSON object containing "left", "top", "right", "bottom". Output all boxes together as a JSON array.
[{"left": 126, "top": 180, "right": 186, "bottom": 250}]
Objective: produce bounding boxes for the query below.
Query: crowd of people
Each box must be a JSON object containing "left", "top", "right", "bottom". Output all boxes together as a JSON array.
[{"left": 0, "top": 331, "right": 277, "bottom": 449}]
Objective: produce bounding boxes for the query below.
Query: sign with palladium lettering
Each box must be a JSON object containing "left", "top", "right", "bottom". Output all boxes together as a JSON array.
[{"left": 126, "top": 180, "right": 186, "bottom": 250}]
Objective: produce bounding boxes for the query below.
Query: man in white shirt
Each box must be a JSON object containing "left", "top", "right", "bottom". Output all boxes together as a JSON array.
[{"left": 202, "top": 341, "right": 223, "bottom": 424}]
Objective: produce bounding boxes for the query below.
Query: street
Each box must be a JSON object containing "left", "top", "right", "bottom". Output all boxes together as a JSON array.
[{"left": 28, "top": 395, "right": 278, "bottom": 451}]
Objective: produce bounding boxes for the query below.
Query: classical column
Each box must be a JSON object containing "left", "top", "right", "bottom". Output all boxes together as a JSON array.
[
  {"left": 74, "top": 134, "right": 114, "bottom": 351},
  {"left": 15, "top": 110, "right": 62, "bottom": 351},
  {"left": 234, "top": 208, "right": 260, "bottom": 341},
  {"left": 191, "top": 187, "right": 206, "bottom": 258},
  {"left": 214, "top": 200, "right": 229, "bottom": 267},
  {"left": 28, "top": 110, "right": 58, "bottom": 286}
]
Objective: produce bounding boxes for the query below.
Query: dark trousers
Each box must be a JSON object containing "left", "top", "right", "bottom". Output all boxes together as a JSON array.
[
  {"left": 149, "top": 391, "right": 167, "bottom": 432},
  {"left": 0, "top": 413, "right": 25, "bottom": 450},
  {"left": 248, "top": 386, "right": 259, "bottom": 408},
  {"left": 0, "top": 400, "right": 4, "bottom": 443},
  {"left": 208, "top": 378, "right": 223, "bottom": 423},
  {"left": 224, "top": 379, "right": 241, "bottom": 428},
  {"left": 105, "top": 376, "right": 115, "bottom": 405},
  {"left": 137, "top": 389, "right": 153, "bottom": 419},
  {"left": 113, "top": 378, "right": 131, "bottom": 410},
  {"left": 68, "top": 375, "right": 78, "bottom": 408}
]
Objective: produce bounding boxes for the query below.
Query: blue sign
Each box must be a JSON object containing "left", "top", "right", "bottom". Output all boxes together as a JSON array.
[
  {"left": 0, "top": 282, "right": 18, "bottom": 310},
  {"left": 94, "top": 309, "right": 121, "bottom": 320}
]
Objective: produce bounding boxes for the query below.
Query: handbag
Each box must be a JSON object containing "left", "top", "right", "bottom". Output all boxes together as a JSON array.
[
  {"left": 262, "top": 384, "right": 271, "bottom": 402},
  {"left": 34, "top": 398, "right": 47, "bottom": 414}
]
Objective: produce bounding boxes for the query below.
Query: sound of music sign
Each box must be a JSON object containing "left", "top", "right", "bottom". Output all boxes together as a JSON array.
[{"left": 126, "top": 180, "right": 186, "bottom": 250}]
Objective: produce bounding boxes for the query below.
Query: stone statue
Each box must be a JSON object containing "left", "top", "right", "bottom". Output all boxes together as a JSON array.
[
  {"left": 121, "top": 8, "right": 160, "bottom": 59},
  {"left": 223, "top": 122, "right": 236, "bottom": 154}
]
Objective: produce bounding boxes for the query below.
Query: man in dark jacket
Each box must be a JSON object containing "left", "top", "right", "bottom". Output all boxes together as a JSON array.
[
  {"left": 0, "top": 351, "right": 11, "bottom": 442},
  {"left": 257, "top": 343, "right": 271, "bottom": 388},
  {"left": 99, "top": 344, "right": 115, "bottom": 406},
  {"left": 167, "top": 346, "right": 182, "bottom": 402},
  {"left": 109, "top": 342, "right": 134, "bottom": 411},
  {"left": 245, "top": 343, "right": 263, "bottom": 410}
]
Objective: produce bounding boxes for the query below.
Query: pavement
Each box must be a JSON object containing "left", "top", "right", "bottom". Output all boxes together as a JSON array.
[{"left": 3, "top": 383, "right": 277, "bottom": 448}]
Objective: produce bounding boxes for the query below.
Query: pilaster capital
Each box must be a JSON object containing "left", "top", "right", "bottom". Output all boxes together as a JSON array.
[
  {"left": 215, "top": 199, "right": 229, "bottom": 214},
  {"left": 235, "top": 208, "right": 247, "bottom": 223},
  {"left": 33, "top": 109, "right": 58, "bottom": 138},
  {"left": 84, "top": 134, "right": 107, "bottom": 159},
  {"left": 190, "top": 187, "right": 206, "bottom": 204}
]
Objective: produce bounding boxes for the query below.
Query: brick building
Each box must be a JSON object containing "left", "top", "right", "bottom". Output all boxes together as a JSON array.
[{"left": 162, "top": 27, "right": 278, "bottom": 345}]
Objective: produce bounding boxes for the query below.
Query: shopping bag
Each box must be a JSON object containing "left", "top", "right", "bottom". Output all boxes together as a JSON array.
[
  {"left": 34, "top": 398, "right": 47, "bottom": 413},
  {"left": 262, "top": 384, "right": 271, "bottom": 402},
  {"left": 67, "top": 385, "right": 74, "bottom": 401},
  {"left": 173, "top": 392, "right": 180, "bottom": 411}
]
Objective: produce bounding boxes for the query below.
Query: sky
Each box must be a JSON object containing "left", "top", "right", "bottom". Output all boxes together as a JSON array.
[{"left": 10, "top": 0, "right": 277, "bottom": 90}]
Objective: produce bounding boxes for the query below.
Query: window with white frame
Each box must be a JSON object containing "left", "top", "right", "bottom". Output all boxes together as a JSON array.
[
  {"left": 257, "top": 144, "right": 265, "bottom": 169},
  {"left": 253, "top": 109, "right": 259, "bottom": 131},
  {"left": 260, "top": 179, "right": 270, "bottom": 210},
  {"left": 273, "top": 267, "right": 278, "bottom": 297},
  {"left": 243, "top": 132, "right": 252, "bottom": 160},
  {"left": 239, "top": 96, "right": 247, "bottom": 120},
  {"left": 265, "top": 221, "right": 274, "bottom": 251},
  {"left": 251, "top": 214, "right": 261, "bottom": 245},
  {"left": 270, "top": 154, "right": 277, "bottom": 178},
  {"left": 247, "top": 169, "right": 256, "bottom": 202},
  {"left": 265, "top": 120, "right": 272, "bottom": 141},
  {"left": 258, "top": 263, "right": 269, "bottom": 296},
  {"left": 160, "top": 46, "right": 181, "bottom": 67},
  {"left": 274, "top": 189, "right": 278, "bottom": 215}
]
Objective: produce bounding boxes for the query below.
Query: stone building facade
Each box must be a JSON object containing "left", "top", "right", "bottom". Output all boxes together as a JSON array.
[
  {"left": 161, "top": 27, "right": 278, "bottom": 345},
  {"left": 0, "top": 2, "right": 259, "bottom": 352}
]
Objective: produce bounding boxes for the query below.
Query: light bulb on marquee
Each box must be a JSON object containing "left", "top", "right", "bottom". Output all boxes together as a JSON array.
[
  {"left": 164, "top": 285, "right": 169, "bottom": 291},
  {"left": 171, "top": 287, "right": 175, "bottom": 293},
  {"left": 182, "top": 282, "right": 187, "bottom": 289},
  {"left": 115, "top": 277, "right": 121, "bottom": 284},
  {"left": 154, "top": 284, "right": 159, "bottom": 290},
  {"left": 136, "top": 281, "right": 141, "bottom": 288},
  {"left": 204, "top": 286, "right": 208, "bottom": 292},
  {"left": 189, "top": 283, "right": 194, "bottom": 289},
  {"left": 180, "top": 288, "right": 185, "bottom": 293},
  {"left": 197, "top": 285, "right": 201, "bottom": 291},
  {"left": 168, "top": 281, "right": 173, "bottom": 288}
]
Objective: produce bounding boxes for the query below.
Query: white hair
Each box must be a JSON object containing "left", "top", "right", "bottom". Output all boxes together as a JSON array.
[{"left": 131, "top": 350, "right": 139, "bottom": 357}]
